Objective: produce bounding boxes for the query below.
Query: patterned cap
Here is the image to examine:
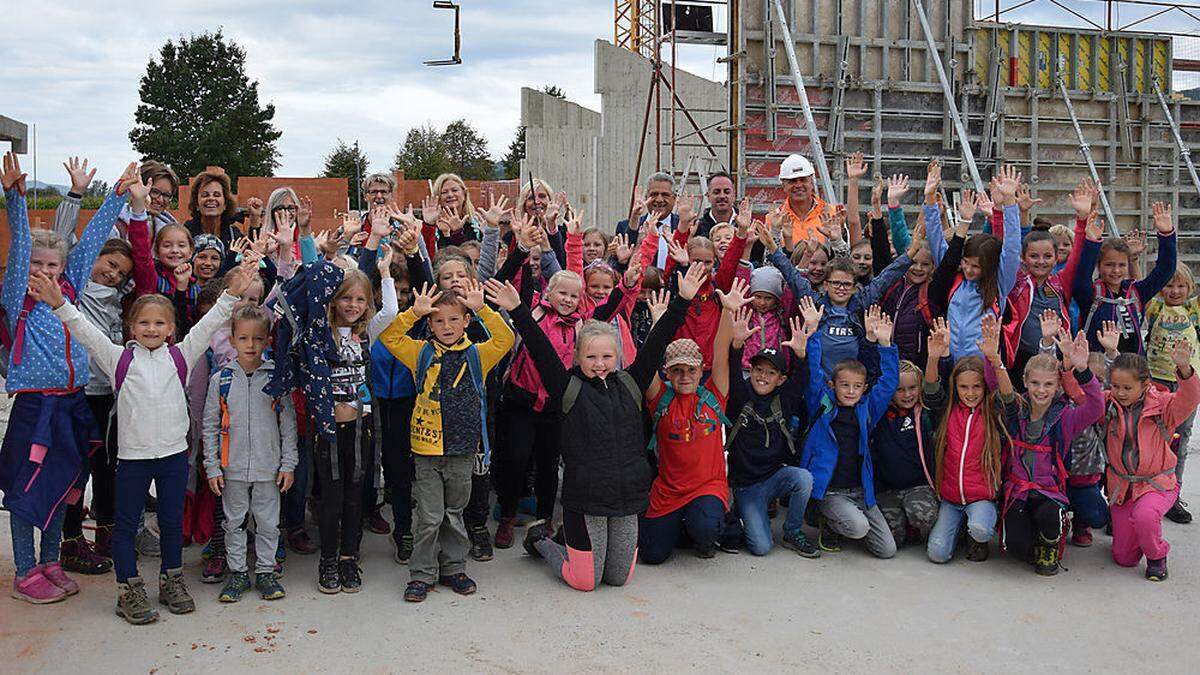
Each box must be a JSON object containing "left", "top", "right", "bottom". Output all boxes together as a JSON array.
[
  {"left": 192, "top": 234, "right": 225, "bottom": 260},
  {"left": 663, "top": 338, "right": 703, "bottom": 370}
]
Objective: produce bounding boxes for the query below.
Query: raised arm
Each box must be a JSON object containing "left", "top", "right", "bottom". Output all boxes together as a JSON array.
[{"left": 1132, "top": 203, "right": 1179, "bottom": 305}]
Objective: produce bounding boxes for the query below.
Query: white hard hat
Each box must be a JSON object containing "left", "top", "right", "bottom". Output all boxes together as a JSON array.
[{"left": 778, "top": 154, "right": 815, "bottom": 180}]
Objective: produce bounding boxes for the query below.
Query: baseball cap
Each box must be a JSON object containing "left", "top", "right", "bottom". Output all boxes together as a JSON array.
[
  {"left": 749, "top": 347, "right": 788, "bottom": 374},
  {"left": 778, "top": 154, "right": 815, "bottom": 180},
  {"left": 664, "top": 339, "right": 704, "bottom": 370}
]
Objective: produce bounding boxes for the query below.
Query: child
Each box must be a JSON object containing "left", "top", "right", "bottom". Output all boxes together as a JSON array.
[
  {"left": 484, "top": 266, "right": 703, "bottom": 590},
  {"left": 737, "top": 266, "right": 790, "bottom": 374},
  {"left": 1142, "top": 263, "right": 1200, "bottom": 524},
  {"left": 1048, "top": 223, "right": 1073, "bottom": 272},
  {"left": 630, "top": 266, "right": 663, "bottom": 349},
  {"left": 129, "top": 219, "right": 202, "bottom": 335},
  {"left": 1066, "top": 350, "right": 1113, "bottom": 546},
  {"left": 1102, "top": 343, "right": 1199, "bottom": 581},
  {"left": 803, "top": 302, "right": 900, "bottom": 558},
  {"left": 192, "top": 234, "right": 226, "bottom": 287},
  {"left": 924, "top": 316, "right": 1009, "bottom": 563},
  {"left": 379, "top": 279, "right": 514, "bottom": 602},
  {"left": 38, "top": 258, "right": 254, "bottom": 623},
  {"left": 1, "top": 153, "right": 129, "bottom": 604},
  {"left": 580, "top": 226, "right": 609, "bottom": 266},
  {"left": 998, "top": 334, "right": 1104, "bottom": 576},
  {"left": 1074, "top": 200, "right": 1177, "bottom": 354},
  {"left": 871, "top": 359, "right": 939, "bottom": 547},
  {"left": 202, "top": 305, "right": 298, "bottom": 602}
]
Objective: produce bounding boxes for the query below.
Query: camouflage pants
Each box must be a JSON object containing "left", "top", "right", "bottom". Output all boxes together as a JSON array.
[{"left": 877, "top": 485, "right": 938, "bottom": 546}]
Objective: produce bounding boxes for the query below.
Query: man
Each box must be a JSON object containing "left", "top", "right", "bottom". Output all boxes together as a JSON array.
[
  {"left": 616, "top": 172, "right": 679, "bottom": 268},
  {"left": 779, "top": 154, "right": 828, "bottom": 245},
  {"left": 695, "top": 171, "right": 736, "bottom": 238}
]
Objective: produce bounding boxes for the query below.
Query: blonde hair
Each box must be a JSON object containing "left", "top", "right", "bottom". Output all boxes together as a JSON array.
[
  {"left": 546, "top": 269, "right": 582, "bottom": 294},
  {"left": 1048, "top": 223, "right": 1071, "bottom": 241},
  {"left": 708, "top": 223, "right": 734, "bottom": 241},
  {"left": 517, "top": 177, "right": 555, "bottom": 217},
  {"left": 1169, "top": 262, "right": 1196, "bottom": 296},
  {"left": 686, "top": 236, "right": 716, "bottom": 256},
  {"left": 128, "top": 294, "right": 176, "bottom": 328},
  {"left": 30, "top": 230, "right": 67, "bottom": 264},
  {"left": 575, "top": 319, "right": 619, "bottom": 359},
  {"left": 432, "top": 173, "right": 475, "bottom": 218},
  {"left": 328, "top": 269, "right": 375, "bottom": 336},
  {"left": 898, "top": 359, "right": 923, "bottom": 381}
]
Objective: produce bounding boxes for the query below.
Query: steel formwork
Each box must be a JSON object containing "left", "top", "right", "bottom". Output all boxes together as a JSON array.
[{"left": 732, "top": 0, "right": 1200, "bottom": 266}]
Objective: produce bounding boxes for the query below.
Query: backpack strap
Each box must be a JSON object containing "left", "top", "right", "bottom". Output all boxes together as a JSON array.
[
  {"left": 616, "top": 370, "right": 642, "bottom": 409},
  {"left": 218, "top": 367, "right": 235, "bottom": 469},
  {"left": 562, "top": 376, "right": 583, "bottom": 415},
  {"left": 168, "top": 345, "right": 188, "bottom": 390},
  {"left": 465, "top": 344, "right": 491, "bottom": 465},
  {"left": 113, "top": 347, "right": 135, "bottom": 394},
  {"left": 647, "top": 384, "right": 677, "bottom": 455},
  {"left": 414, "top": 342, "right": 436, "bottom": 393}
]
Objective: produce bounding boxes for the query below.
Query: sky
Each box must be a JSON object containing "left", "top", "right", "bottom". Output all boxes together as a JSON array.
[{"left": 2, "top": 1, "right": 1196, "bottom": 187}]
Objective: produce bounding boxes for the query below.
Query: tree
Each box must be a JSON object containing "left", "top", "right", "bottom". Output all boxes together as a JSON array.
[
  {"left": 85, "top": 179, "right": 110, "bottom": 198},
  {"left": 500, "top": 85, "right": 564, "bottom": 179},
  {"left": 322, "top": 139, "right": 369, "bottom": 207},
  {"left": 392, "top": 124, "right": 451, "bottom": 180},
  {"left": 441, "top": 119, "right": 493, "bottom": 180},
  {"left": 129, "top": 30, "right": 282, "bottom": 185}
]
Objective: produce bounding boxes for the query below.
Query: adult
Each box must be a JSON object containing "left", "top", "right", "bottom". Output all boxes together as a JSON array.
[
  {"left": 778, "top": 154, "right": 829, "bottom": 246},
  {"left": 694, "top": 171, "right": 736, "bottom": 238},
  {"left": 615, "top": 172, "right": 680, "bottom": 269},
  {"left": 422, "top": 172, "right": 482, "bottom": 248},
  {"left": 183, "top": 168, "right": 245, "bottom": 248}
]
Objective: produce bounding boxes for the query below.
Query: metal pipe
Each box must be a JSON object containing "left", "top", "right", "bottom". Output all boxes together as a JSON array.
[
  {"left": 1152, "top": 77, "right": 1200, "bottom": 199},
  {"left": 911, "top": 0, "right": 987, "bottom": 193},
  {"left": 1055, "top": 70, "right": 1120, "bottom": 237},
  {"left": 770, "top": 0, "right": 839, "bottom": 205}
]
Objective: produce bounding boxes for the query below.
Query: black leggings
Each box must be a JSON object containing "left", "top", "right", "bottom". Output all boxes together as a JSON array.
[
  {"left": 63, "top": 394, "right": 118, "bottom": 538},
  {"left": 316, "top": 418, "right": 373, "bottom": 558},
  {"left": 1004, "top": 493, "right": 1063, "bottom": 560},
  {"left": 497, "top": 402, "right": 559, "bottom": 522},
  {"left": 364, "top": 397, "right": 415, "bottom": 537}
]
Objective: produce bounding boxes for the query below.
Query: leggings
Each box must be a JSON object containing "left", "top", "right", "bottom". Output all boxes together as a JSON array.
[
  {"left": 1003, "top": 493, "right": 1063, "bottom": 561},
  {"left": 534, "top": 510, "right": 637, "bottom": 591},
  {"left": 497, "top": 402, "right": 559, "bottom": 522},
  {"left": 62, "top": 394, "right": 119, "bottom": 538},
  {"left": 364, "top": 396, "right": 415, "bottom": 537},
  {"left": 315, "top": 419, "right": 372, "bottom": 558}
]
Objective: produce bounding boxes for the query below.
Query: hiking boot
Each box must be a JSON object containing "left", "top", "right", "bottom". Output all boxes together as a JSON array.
[
  {"left": 135, "top": 527, "right": 161, "bottom": 558},
  {"left": 818, "top": 518, "right": 842, "bottom": 553},
  {"left": 364, "top": 508, "right": 392, "bottom": 535},
  {"left": 523, "top": 519, "right": 550, "bottom": 558},
  {"left": 41, "top": 562, "right": 80, "bottom": 595},
  {"left": 438, "top": 572, "right": 477, "bottom": 596},
  {"left": 1034, "top": 536, "right": 1061, "bottom": 576},
  {"left": 1071, "top": 522, "right": 1093, "bottom": 548},
  {"left": 966, "top": 538, "right": 989, "bottom": 562},
  {"left": 219, "top": 571, "right": 252, "bottom": 603},
  {"left": 287, "top": 528, "right": 318, "bottom": 554},
  {"left": 1146, "top": 556, "right": 1169, "bottom": 582},
  {"left": 255, "top": 572, "right": 286, "bottom": 600},
  {"left": 393, "top": 534, "right": 414, "bottom": 565},
  {"left": 1165, "top": 497, "right": 1193, "bottom": 525},
  {"left": 158, "top": 568, "right": 195, "bottom": 614},
  {"left": 201, "top": 555, "right": 227, "bottom": 584},
  {"left": 404, "top": 580, "right": 433, "bottom": 602},
  {"left": 11, "top": 566, "right": 67, "bottom": 604},
  {"left": 116, "top": 577, "right": 158, "bottom": 624},
  {"left": 469, "top": 526, "right": 494, "bottom": 561},
  {"left": 782, "top": 529, "right": 821, "bottom": 558},
  {"left": 494, "top": 517, "right": 517, "bottom": 549},
  {"left": 317, "top": 557, "right": 341, "bottom": 594},
  {"left": 339, "top": 558, "right": 362, "bottom": 593},
  {"left": 94, "top": 524, "right": 113, "bottom": 558},
  {"left": 60, "top": 536, "right": 113, "bottom": 575}
]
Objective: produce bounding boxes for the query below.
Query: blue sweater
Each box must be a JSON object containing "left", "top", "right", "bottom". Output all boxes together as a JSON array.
[{"left": 1072, "top": 229, "right": 1177, "bottom": 353}]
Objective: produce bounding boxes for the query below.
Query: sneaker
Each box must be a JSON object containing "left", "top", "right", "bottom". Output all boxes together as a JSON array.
[
  {"left": 201, "top": 555, "right": 228, "bottom": 584},
  {"left": 60, "top": 536, "right": 113, "bottom": 575},
  {"left": 494, "top": 517, "right": 516, "bottom": 549},
  {"left": 317, "top": 557, "right": 340, "bottom": 594},
  {"left": 10, "top": 566, "right": 67, "bottom": 604},
  {"left": 135, "top": 527, "right": 161, "bottom": 558},
  {"left": 287, "top": 528, "right": 318, "bottom": 555},
  {"left": 41, "top": 561, "right": 80, "bottom": 595},
  {"left": 404, "top": 580, "right": 433, "bottom": 602},
  {"left": 200, "top": 539, "right": 215, "bottom": 560},
  {"left": 1165, "top": 497, "right": 1193, "bottom": 525},
  {"left": 1146, "top": 556, "right": 1169, "bottom": 582},
  {"left": 523, "top": 519, "right": 550, "bottom": 558},
  {"left": 274, "top": 560, "right": 284, "bottom": 576},
  {"left": 158, "top": 568, "right": 196, "bottom": 614},
  {"left": 94, "top": 524, "right": 113, "bottom": 558},
  {"left": 393, "top": 534, "right": 414, "bottom": 565},
  {"left": 818, "top": 518, "right": 842, "bottom": 553},
  {"left": 1034, "top": 536, "right": 1061, "bottom": 576},
  {"left": 469, "top": 526, "right": 494, "bottom": 561},
  {"left": 255, "top": 572, "right": 286, "bottom": 600},
  {"left": 276, "top": 535, "right": 288, "bottom": 564},
  {"left": 966, "top": 538, "right": 990, "bottom": 562},
  {"left": 219, "top": 571, "right": 252, "bottom": 603},
  {"left": 782, "top": 529, "right": 821, "bottom": 558},
  {"left": 364, "top": 508, "right": 392, "bottom": 535},
  {"left": 1071, "top": 522, "right": 1093, "bottom": 548},
  {"left": 694, "top": 541, "right": 716, "bottom": 559},
  {"left": 339, "top": 558, "right": 362, "bottom": 593},
  {"left": 116, "top": 576, "right": 158, "bottom": 624},
  {"left": 438, "top": 572, "right": 477, "bottom": 596}
]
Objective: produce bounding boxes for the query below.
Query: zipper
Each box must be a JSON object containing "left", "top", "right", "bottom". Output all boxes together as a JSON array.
[{"left": 959, "top": 409, "right": 974, "bottom": 505}]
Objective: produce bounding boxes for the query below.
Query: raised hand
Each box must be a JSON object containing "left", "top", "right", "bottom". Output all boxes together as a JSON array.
[
  {"left": 613, "top": 233, "right": 633, "bottom": 264},
  {"left": 1016, "top": 183, "right": 1043, "bottom": 214},
  {"left": 735, "top": 196, "right": 754, "bottom": 236},
  {"left": 1038, "top": 308, "right": 1061, "bottom": 346},
  {"left": 27, "top": 271, "right": 65, "bottom": 308},
  {"left": 2, "top": 152, "right": 28, "bottom": 194},
  {"left": 817, "top": 207, "right": 843, "bottom": 245},
  {"left": 63, "top": 157, "right": 96, "bottom": 195},
  {"left": 461, "top": 277, "right": 485, "bottom": 312},
  {"left": 476, "top": 193, "right": 510, "bottom": 229},
  {"left": 483, "top": 278, "right": 521, "bottom": 311},
  {"left": 1097, "top": 320, "right": 1121, "bottom": 355},
  {"left": 564, "top": 208, "right": 583, "bottom": 236},
  {"left": 928, "top": 317, "right": 951, "bottom": 359},
  {"left": 647, "top": 288, "right": 671, "bottom": 323},
  {"left": 115, "top": 162, "right": 138, "bottom": 195},
  {"left": 874, "top": 309, "right": 894, "bottom": 347},
  {"left": 766, "top": 201, "right": 786, "bottom": 236},
  {"left": 411, "top": 282, "right": 443, "bottom": 317},
  {"left": 864, "top": 304, "right": 881, "bottom": 342},
  {"left": 846, "top": 152, "right": 868, "bottom": 181},
  {"left": 905, "top": 217, "right": 927, "bottom": 258},
  {"left": 887, "top": 174, "right": 910, "bottom": 208},
  {"left": 631, "top": 185, "right": 648, "bottom": 221},
  {"left": 666, "top": 237, "right": 690, "bottom": 266},
  {"left": 868, "top": 180, "right": 884, "bottom": 220},
  {"left": 923, "top": 159, "right": 942, "bottom": 204},
  {"left": 978, "top": 313, "right": 1002, "bottom": 362},
  {"left": 798, "top": 296, "right": 824, "bottom": 334},
  {"left": 389, "top": 202, "right": 422, "bottom": 230},
  {"left": 1068, "top": 178, "right": 1099, "bottom": 222},
  {"left": 127, "top": 174, "right": 151, "bottom": 214},
  {"left": 677, "top": 263, "right": 706, "bottom": 301},
  {"left": 1171, "top": 338, "right": 1195, "bottom": 375},
  {"left": 974, "top": 189, "right": 995, "bottom": 217},
  {"left": 1056, "top": 330, "right": 1090, "bottom": 372},
  {"left": 245, "top": 196, "right": 264, "bottom": 229},
  {"left": 421, "top": 194, "right": 441, "bottom": 225},
  {"left": 716, "top": 276, "right": 752, "bottom": 311},
  {"left": 1152, "top": 202, "right": 1175, "bottom": 235},
  {"left": 957, "top": 188, "right": 978, "bottom": 223},
  {"left": 377, "top": 245, "right": 395, "bottom": 279},
  {"left": 730, "top": 307, "right": 761, "bottom": 347},
  {"left": 173, "top": 263, "right": 193, "bottom": 288},
  {"left": 676, "top": 190, "right": 697, "bottom": 236},
  {"left": 994, "top": 165, "right": 1021, "bottom": 205},
  {"left": 1124, "top": 227, "right": 1147, "bottom": 258},
  {"left": 623, "top": 256, "right": 643, "bottom": 287},
  {"left": 297, "top": 195, "right": 313, "bottom": 232},
  {"left": 225, "top": 262, "right": 254, "bottom": 298},
  {"left": 393, "top": 222, "right": 419, "bottom": 255},
  {"left": 780, "top": 316, "right": 808, "bottom": 355},
  {"left": 369, "top": 204, "right": 391, "bottom": 237}
]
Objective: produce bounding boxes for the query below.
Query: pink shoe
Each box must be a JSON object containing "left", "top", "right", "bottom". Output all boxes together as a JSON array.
[
  {"left": 41, "top": 562, "right": 80, "bottom": 596},
  {"left": 10, "top": 566, "right": 67, "bottom": 604}
]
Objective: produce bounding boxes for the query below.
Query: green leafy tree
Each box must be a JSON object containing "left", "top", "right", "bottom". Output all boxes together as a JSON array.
[
  {"left": 441, "top": 119, "right": 493, "bottom": 180},
  {"left": 392, "top": 124, "right": 451, "bottom": 180},
  {"left": 129, "top": 30, "right": 281, "bottom": 184},
  {"left": 501, "top": 86, "right": 564, "bottom": 179},
  {"left": 85, "top": 179, "right": 110, "bottom": 198},
  {"left": 322, "top": 139, "right": 369, "bottom": 207}
]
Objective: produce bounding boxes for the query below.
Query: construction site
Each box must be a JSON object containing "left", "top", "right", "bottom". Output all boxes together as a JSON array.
[{"left": 523, "top": 0, "right": 1200, "bottom": 266}]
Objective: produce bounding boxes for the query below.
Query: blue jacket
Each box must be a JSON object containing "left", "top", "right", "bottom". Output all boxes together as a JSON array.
[
  {"left": 1072, "top": 228, "right": 1177, "bottom": 353},
  {"left": 369, "top": 339, "right": 416, "bottom": 400},
  {"left": 801, "top": 333, "right": 899, "bottom": 506},
  {"left": 871, "top": 405, "right": 937, "bottom": 492},
  {"left": 3, "top": 187, "right": 125, "bottom": 392}
]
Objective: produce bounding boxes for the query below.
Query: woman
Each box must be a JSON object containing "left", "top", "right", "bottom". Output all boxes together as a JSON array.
[
  {"left": 184, "top": 169, "right": 245, "bottom": 248},
  {"left": 422, "top": 173, "right": 481, "bottom": 246}
]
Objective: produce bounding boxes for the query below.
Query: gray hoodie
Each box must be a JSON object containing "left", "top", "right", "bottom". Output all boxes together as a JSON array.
[{"left": 202, "top": 359, "right": 299, "bottom": 482}]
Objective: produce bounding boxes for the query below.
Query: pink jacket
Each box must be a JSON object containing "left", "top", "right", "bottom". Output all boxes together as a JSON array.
[
  {"left": 507, "top": 298, "right": 581, "bottom": 412},
  {"left": 1103, "top": 369, "right": 1200, "bottom": 505}
]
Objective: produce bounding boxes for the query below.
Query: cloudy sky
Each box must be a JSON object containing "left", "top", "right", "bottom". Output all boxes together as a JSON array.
[{"left": 2, "top": 1, "right": 1193, "bottom": 187}]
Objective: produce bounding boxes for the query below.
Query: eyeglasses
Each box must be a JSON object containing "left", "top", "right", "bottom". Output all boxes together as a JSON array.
[
  {"left": 149, "top": 188, "right": 173, "bottom": 201},
  {"left": 366, "top": 189, "right": 391, "bottom": 196},
  {"left": 272, "top": 205, "right": 299, "bottom": 214},
  {"left": 827, "top": 280, "right": 854, "bottom": 290}
]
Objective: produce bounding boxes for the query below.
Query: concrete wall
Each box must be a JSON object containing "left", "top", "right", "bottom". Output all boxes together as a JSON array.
[
  {"left": 0, "top": 115, "right": 28, "bottom": 154},
  {"left": 520, "top": 88, "right": 602, "bottom": 228}
]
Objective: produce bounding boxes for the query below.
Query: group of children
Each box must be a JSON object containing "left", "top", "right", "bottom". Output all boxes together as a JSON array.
[{"left": 0, "top": 148, "right": 1196, "bottom": 625}]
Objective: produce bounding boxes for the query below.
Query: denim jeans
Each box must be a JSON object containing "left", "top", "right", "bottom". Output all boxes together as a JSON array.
[
  {"left": 927, "top": 500, "right": 997, "bottom": 563},
  {"left": 733, "top": 466, "right": 813, "bottom": 556},
  {"left": 10, "top": 505, "right": 66, "bottom": 577},
  {"left": 639, "top": 495, "right": 726, "bottom": 564},
  {"left": 113, "top": 450, "right": 188, "bottom": 582},
  {"left": 1067, "top": 483, "right": 1110, "bottom": 529}
]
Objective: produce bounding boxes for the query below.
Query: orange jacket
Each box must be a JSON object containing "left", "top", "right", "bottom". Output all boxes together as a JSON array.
[
  {"left": 784, "top": 194, "right": 828, "bottom": 245},
  {"left": 1103, "top": 370, "right": 1200, "bottom": 505}
]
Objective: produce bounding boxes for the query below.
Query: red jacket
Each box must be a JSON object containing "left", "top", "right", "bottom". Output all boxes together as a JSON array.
[
  {"left": 1104, "top": 370, "right": 1200, "bottom": 505},
  {"left": 1002, "top": 217, "right": 1087, "bottom": 366},
  {"left": 659, "top": 226, "right": 744, "bottom": 370},
  {"left": 939, "top": 403, "right": 996, "bottom": 504}
]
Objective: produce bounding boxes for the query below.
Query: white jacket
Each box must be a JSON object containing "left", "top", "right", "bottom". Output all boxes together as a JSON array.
[{"left": 55, "top": 291, "right": 237, "bottom": 460}]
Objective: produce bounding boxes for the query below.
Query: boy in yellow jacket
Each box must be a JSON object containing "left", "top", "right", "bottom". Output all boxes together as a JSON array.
[{"left": 379, "top": 277, "right": 513, "bottom": 602}]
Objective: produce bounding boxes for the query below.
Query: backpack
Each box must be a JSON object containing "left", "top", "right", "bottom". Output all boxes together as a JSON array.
[
  {"left": 562, "top": 370, "right": 641, "bottom": 415},
  {"left": 1082, "top": 280, "right": 1142, "bottom": 343},
  {"left": 647, "top": 382, "right": 732, "bottom": 455},
  {"left": 725, "top": 393, "right": 799, "bottom": 459},
  {"left": 415, "top": 341, "right": 491, "bottom": 463},
  {"left": 216, "top": 366, "right": 283, "bottom": 469},
  {"left": 949, "top": 274, "right": 1000, "bottom": 318},
  {"left": 880, "top": 277, "right": 934, "bottom": 325},
  {"left": 113, "top": 344, "right": 188, "bottom": 395},
  {"left": 0, "top": 278, "right": 79, "bottom": 377}
]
